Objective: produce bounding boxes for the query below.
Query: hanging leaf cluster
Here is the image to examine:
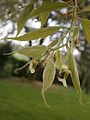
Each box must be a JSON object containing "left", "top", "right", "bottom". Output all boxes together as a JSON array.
[{"left": 2, "top": 0, "right": 90, "bottom": 106}]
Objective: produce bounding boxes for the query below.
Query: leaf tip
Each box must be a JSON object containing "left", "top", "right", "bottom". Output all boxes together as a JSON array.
[{"left": 41, "top": 89, "right": 50, "bottom": 108}]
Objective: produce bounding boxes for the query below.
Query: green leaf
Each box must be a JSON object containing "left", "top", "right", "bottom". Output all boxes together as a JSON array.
[
  {"left": 68, "top": 48, "right": 82, "bottom": 104},
  {"left": 30, "top": 2, "right": 71, "bottom": 18},
  {"left": 80, "top": 5, "right": 90, "bottom": 13},
  {"left": 55, "top": 50, "right": 62, "bottom": 73},
  {"left": 42, "top": 61, "right": 56, "bottom": 106},
  {"left": 16, "top": 2, "right": 71, "bottom": 36},
  {"left": 40, "top": 11, "right": 50, "bottom": 27},
  {"left": 6, "top": 26, "right": 61, "bottom": 41},
  {"left": 17, "top": 45, "right": 47, "bottom": 60},
  {"left": 81, "top": 18, "right": 90, "bottom": 44},
  {"left": 17, "top": 3, "right": 33, "bottom": 35},
  {"left": 48, "top": 39, "right": 58, "bottom": 47},
  {"left": 40, "top": 0, "right": 51, "bottom": 27}
]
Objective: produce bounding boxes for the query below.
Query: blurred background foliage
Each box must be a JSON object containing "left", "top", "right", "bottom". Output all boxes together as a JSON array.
[{"left": 0, "top": 0, "right": 90, "bottom": 92}]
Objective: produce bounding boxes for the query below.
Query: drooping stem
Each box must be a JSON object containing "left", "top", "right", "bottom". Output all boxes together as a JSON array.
[{"left": 75, "top": 0, "right": 78, "bottom": 18}]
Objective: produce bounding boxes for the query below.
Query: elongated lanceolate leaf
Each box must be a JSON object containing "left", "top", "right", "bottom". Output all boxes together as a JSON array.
[
  {"left": 17, "top": 3, "right": 33, "bottom": 35},
  {"left": 56, "top": 50, "right": 62, "bottom": 73},
  {"left": 40, "top": 0, "right": 51, "bottom": 27},
  {"left": 17, "top": 2, "right": 71, "bottom": 35},
  {"left": 42, "top": 61, "right": 56, "bottom": 106},
  {"left": 81, "top": 18, "right": 90, "bottom": 44},
  {"left": 30, "top": 2, "right": 71, "bottom": 18},
  {"left": 40, "top": 11, "right": 50, "bottom": 27},
  {"left": 17, "top": 45, "right": 47, "bottom": 60},
  {"left": 48, "top": 39, "right": 58, "bottom": 47},
  {"left": 68, "top": 48, "right": 82, "bottom": 104},
  {"left": 7, "top": 26, "right": 61, "bottom": 41}
]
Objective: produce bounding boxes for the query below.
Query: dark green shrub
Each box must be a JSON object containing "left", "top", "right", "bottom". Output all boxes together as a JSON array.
[{"left": 0, "top": 62, "right": 13, "bottom": 78}]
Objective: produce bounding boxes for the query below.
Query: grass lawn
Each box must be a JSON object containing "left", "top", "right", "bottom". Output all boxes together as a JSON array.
[{"left": 0, "top": 79, "right": 90, "bottom": 120}]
